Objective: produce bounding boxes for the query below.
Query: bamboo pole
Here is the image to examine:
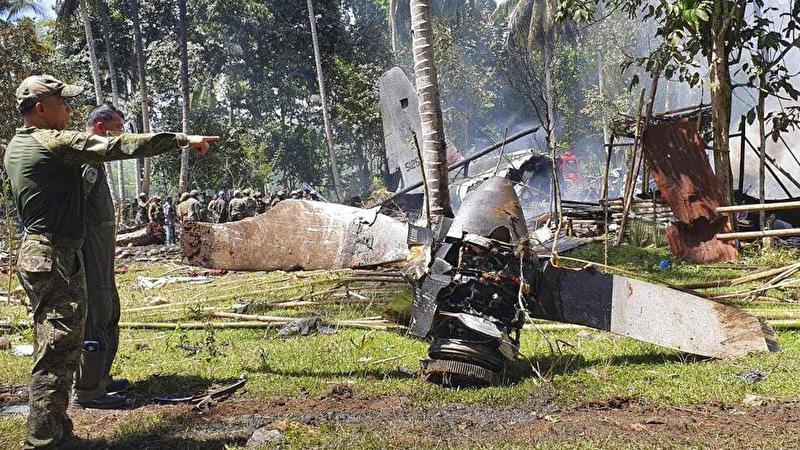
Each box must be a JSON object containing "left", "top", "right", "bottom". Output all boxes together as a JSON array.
[
  {"left": 716, "top": 228, "right": 800, "bottom": 240},
  {"left": 615, "top": 89, "right": 647, "bottom": 246},
  {"left": 680, "top": 262, "right": 800, "bottom": 289},
  {"left": 716, "top": 201, "right": 800, "bottom": 214}
]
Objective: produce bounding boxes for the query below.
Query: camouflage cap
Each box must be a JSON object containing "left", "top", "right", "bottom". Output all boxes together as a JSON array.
[
  {"left": 190, "top": 189, "right": 200, "bottom": 197},
  {"left": 16, "top": 74, "right": 83, "bottom": 112}
]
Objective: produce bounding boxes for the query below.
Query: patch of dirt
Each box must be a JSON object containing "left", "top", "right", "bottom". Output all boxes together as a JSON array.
[{"left": 65, "top": 390, "right": 800, "bottom": 449}]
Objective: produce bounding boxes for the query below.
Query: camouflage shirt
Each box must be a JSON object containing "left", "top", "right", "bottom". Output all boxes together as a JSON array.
[
  {"left": 228, "top": 197, "right": 249, "bottom": 220},
  {"left": 186, "top": 198, "right": 204, "bottom": 222},
  {"left": 3, "top": 126, "right": 188, "bottom": 240}
]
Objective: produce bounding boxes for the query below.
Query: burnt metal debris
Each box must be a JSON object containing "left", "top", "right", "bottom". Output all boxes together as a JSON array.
[
  {"left": 181, "top": 200, "right": 410, "bottom": 271},
  {"left": 183, "top": 175, "right": 779, "bottom": 386},
  {"left": 412, "top": 178, "right": 537, "bottom": 386}
]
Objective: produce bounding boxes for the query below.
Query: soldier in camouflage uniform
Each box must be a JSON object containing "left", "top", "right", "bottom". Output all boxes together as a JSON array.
[
  {"left": 148, "top": 196, "right": 165, "bottom": 226},
  {"left": 4, "top": 75, "right": 217, "bottom": 449},
  {"left": 253, "top": 191, "right": 268, "bottom": 214},
  {"left": 207, "top": 191, "right": 226, "bottom": 223},
  {"left": 243, "top": 189, "right": 257, "bottom": 217},
  {"left": 135, "top": 192, "right": 148, "bottom": 226},
  {"left": 186, "top": 190, "right": 204, "bottom": 222},
  {"left": 176, "top": 192, "right": 190, "bottom": 223},
  {"left": 228, "top": 190, "right": 249, "bottom": 221}
]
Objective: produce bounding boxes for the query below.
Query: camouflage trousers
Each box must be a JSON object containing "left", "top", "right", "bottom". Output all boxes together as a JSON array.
[{"left": 17, "top": 237, "right": 87, "bottom": 450}]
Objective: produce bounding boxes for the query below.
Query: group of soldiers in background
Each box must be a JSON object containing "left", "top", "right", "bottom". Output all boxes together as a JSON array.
[{"left": 121, "top": 186, "right": 323, "bottom": 244}]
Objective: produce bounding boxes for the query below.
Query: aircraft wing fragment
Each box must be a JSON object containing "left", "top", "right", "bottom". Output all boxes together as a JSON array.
[{"left": 181, "top": 200, "right": 410, "bottom": 271}]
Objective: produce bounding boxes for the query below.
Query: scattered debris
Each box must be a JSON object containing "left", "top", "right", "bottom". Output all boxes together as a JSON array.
[
  {"left": 116, "top": 223, "right": 164, "bottom": 247},
  {"left": 136, "top": 275, "right": 212, "bottom": 290},
  {"left": 116, "top": 244, "right": 181, "bottom": 263},
  {"left": 246, "top": 427, "right": 281, "bottom": 447},
  {"left": 145, "top": 296, "right": 170, "bottom": 306},
  {"left": 734, "top": 369, "right": 768, "bottom": 383},
  {"left": 277, "top": 316, "right": 337, "bottom": 337},
  {"left": 11, "top": 344, "right": 33, "bottom": 356},
  {"left": 742, "top": 394, "right": 770, "bottom": 407},
  {"left": 319, "top": 383, "right": 354, "bottom": 401},
  {"left": 0, "top": 404, "right": 29, "bottom": 415},
  {"left": 153, "top": 378, "right": 246, "bottom": 410}
]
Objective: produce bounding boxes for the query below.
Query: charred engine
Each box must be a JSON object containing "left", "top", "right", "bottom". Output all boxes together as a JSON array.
[{"left": 410, "top": 177, "right": 539, "bottom": 386}]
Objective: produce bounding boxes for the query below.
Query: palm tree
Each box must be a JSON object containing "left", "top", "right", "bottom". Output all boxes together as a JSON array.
[
  {"left": 494, "top": 0, "right": 563, "bottom": 155},
  {"left": 56, "top": 0, "right": 118, "bottom": 199},
  {"left": 409, "top": 0, "right": 452, "bottom": 222},
  {"left": 1, "top": 0, "right": 45, "bottom": 21},
  {"left": 177, "top": 0, "right": 190, "bottom": 193},
  {"left": 92, "top": 0, "right": 124, "bottom": 202},
  {"left": 127, "top": 0, "right": 151, "bottom": 195},
  {"left": 56, "top": 0, "right": 103, "bottom": 104},
  {"left": 306, "top": 0, "right": 344, "bottom": 202}
]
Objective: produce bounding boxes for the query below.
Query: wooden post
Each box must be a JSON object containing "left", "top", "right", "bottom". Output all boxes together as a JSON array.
[
  {"left": 617, "top": 66, "right": 661, "bottom": 247},
  {"left": 738, "top": 117, "right": 746, "bottom": 195}
]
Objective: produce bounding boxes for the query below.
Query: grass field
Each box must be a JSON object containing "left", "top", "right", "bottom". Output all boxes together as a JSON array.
[{"left": 1, "top": 243, "right": 799, "bottom": 449}]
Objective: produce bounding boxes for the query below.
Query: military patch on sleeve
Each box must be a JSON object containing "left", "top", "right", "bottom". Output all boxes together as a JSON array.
[{"left": 82, "top": 166, "right": 99, "bottom": 195}]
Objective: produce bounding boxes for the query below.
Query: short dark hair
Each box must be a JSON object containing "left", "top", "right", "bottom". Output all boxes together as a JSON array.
[
  {"left": 18, "top": 101, "right": 36, "bottom": 116},
  {"left": 85, "top": 104, "right": 125, "bottom": 128}
]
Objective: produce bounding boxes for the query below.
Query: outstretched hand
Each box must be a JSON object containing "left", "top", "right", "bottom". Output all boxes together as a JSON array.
[{"left": 187, "top": 135, "right": 220, "bottom": 156}]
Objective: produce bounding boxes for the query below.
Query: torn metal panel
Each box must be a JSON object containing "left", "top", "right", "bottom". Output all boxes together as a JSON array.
[
  {"left": 181, "top": 200, "right": 410, "bottom": 271},
  {"left": 446, "top": 177, "right": 529, "bottom": 245},
  {"left": 531, "top": 265, "right": 778, "bottom": 359},
  {"left": 642, "top": 119, "right": 739, "bottom": 263}
]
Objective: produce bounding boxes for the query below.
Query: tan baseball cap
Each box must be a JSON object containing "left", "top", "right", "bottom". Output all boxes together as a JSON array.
[{"left": 16, "top": 74, "right": 83, "bottom": 112}]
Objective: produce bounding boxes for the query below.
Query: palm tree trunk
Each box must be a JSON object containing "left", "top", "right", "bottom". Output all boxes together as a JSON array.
[
  {"left": 177, "top": 0, "right": 191, "bottom": 193},
  {"left": 78, "top": 0, "right": 118, "bottom": 203},
  {"left": 94, "top": 0, "right": 125, "bottom": 204},
  {"left": 409, "top": 0, "right": 452, "bottom": 222},
  {"left": 129, "top": 0, "right": 152, "bottom": 195},
  {"left": 78, "top": 0, "right": 103, "bottom": 105},
  {"left": 307, "top": 0, "right": 344, "bottom": 202}
]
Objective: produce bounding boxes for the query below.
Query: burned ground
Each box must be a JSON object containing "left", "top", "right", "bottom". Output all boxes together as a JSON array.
[{"left": 58, "top": 393, "right": 800, "bottom": 449}]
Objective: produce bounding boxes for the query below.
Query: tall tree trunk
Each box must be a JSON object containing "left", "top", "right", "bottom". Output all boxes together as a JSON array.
[
  {"left": 409, "top": 0, "right": 452, "bottom": 222},
  {"left": 755, "top": 4, "right": 767, "bottom": 242},
  {"left": 94, "top": 0, "right": 124, "bottom": 204},
  {"left": 79, "top": 0, "right": 118, "bottom": 202},
  {"left": 177, "top": 0, "right": 191, "bottom": 193},
  {"left": 543, "top": 36, "right": 561, "bottom": 229},
  {"left": 598, "top": 48, "right": 611, "bottom": 199},
  {"left": 79, "top": 0, "right": 103, "bottom": 105},
  {"left": 307, "top": 0, "right": 344, "bottom": 202},
  {"left": 94, "top": 0, "right": 119, "bottom": 105},
  {"left": 129, "top": 0, "right": 152, "bottom": 195},
  {"left": 709, "top": 1, "right": 733, "bottom": 206}
]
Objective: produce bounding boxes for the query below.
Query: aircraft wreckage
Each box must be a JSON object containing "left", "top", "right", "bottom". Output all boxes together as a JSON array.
[{"left": 182, "top": 176, "right": 779, "bottom": 386}]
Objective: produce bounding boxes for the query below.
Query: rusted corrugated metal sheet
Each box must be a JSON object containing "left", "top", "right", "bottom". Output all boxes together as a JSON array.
[
  {"left": 642, "top": 119, "right": 739, "bottom": 263},
  {"left": 181, "top": 200, "right": 410, "bottom": 271}
]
